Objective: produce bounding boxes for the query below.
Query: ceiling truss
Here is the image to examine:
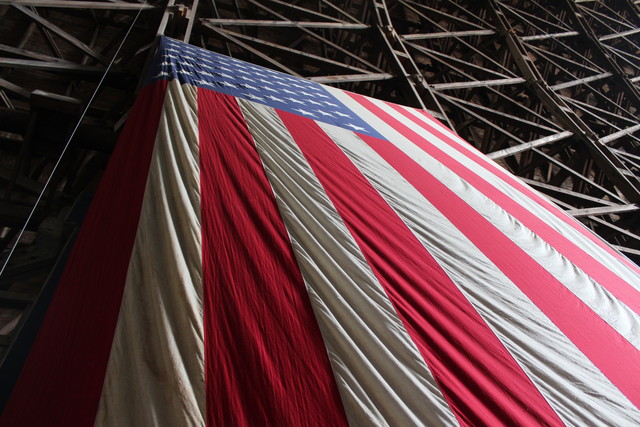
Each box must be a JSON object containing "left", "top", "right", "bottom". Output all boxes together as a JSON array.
[{"left": 0, "top": 0, "right": 639, "bottom": 365}]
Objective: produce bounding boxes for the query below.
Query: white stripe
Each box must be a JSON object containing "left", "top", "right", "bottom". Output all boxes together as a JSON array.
[
  {"left": 400, "top": 102, "right": 640, "bottom": 280},
  {"left": 95, "top": 81, "right": 204, "bottom": 426},
  {"left": 237, "top": 99, "right": 459, "bottom": 427},
  {"left": 316, "top": 119, "right": 640, "bottom": 425},
  {"left": 328, "top": 87, "right": 640, "bottom": 332},
  {"left": 351, "top": 94, "right": 640, "bottom": 350}
]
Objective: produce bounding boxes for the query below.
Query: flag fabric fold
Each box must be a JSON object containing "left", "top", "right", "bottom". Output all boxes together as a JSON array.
[{"left": 2, "top": 36, "right": 640, "bottom": 427}]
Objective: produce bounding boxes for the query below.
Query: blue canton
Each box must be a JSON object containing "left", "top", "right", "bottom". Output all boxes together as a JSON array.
[{"left": 147, "top": 37, "right": 382, "bottom": 139}]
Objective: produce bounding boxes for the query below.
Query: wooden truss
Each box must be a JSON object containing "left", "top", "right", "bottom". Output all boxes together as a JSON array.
[{"left": 0, "top": 0, "right": 639, "bottom": 361}]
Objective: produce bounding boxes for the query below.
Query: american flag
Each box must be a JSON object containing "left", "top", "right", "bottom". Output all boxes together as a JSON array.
[{"left": 3, "top": 36, "right": 640, "bottom": 426}]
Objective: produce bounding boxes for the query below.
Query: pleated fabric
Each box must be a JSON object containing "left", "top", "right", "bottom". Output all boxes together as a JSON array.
[{"left": 3, "top": 36, "right": 640, "bottom": 427}]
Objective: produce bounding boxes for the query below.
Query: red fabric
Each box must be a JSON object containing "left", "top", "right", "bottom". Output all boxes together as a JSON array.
[
  {"left": 0, "top": 81, "right": 168, "bottom": 427},
  {"left": 356, "top": 128, "right": 640, "bottom": 410},
  {"left": 198, "top": 90, "right": 348, "bottom": 427},
  {"left": 356, "top": 94, "right": 640, "bottom": 314},
  {"left": 277, "top": 110, "right": 564, "bottom": 427},
  {"left": 414, "top": 107, "right": 640, "bottom": 276}
]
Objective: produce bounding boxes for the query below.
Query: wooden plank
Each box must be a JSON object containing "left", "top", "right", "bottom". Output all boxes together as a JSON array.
[
  {"left": 401, "top": 30, "right": 495, "bottom": 40},
  {"left": 0, "top": 57, "right": 117, "bottom": 76},
  {"left": 309, "top": 72, "right": 394, "bottom": 83},
  {"left": 520, "top": 177, "right": 619, "bottom": 207},
  {"left": 429, "top": 77, "right": 525, "bottom": 90},
  {"left": 0, "top": 0, "right": 155, "bottom": 9},
  {"left": 613, "top": 245, "right": 640, "bottom": 257},
  {"left": 0, "top": 42, "right": 68, "bottom": 62},
  {"left": 13, "top": 4, "right": 109, "bottom": 64},
  {"left": 600, "top": 124, "right": 640, "bottom": 144},
  {"left": 202, "top": 25, "right": 300, "bottom": 76},
  {"left": 565, "top": 204, "right": 639, "bottom": 217},
  {"left": 487, "top": 131, "right": 573, "bottom": 159},
  {"left": 520, "top": 31, "right": 579, "bottom": 41},
  {"left": 550, "top": 72, "right": 613, "bottom": 90},
  {"left": 201, "top": 19, "right": 368, "bottom": 29},
  {"left": 204, "top": 26, "right": 373, "bottom": 74},
  {"left": 0, "top": 77, "right": 30, "bottom": 98}
]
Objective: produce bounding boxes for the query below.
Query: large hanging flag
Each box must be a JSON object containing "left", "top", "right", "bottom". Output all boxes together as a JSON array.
[{"left": 2, "top": 36, "right": 640, "bottom": 426}]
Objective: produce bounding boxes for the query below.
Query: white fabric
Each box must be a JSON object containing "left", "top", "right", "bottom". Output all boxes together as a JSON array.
[
  {"left": 363, "top": 96, "right": 640, "bottom": 347},
  {"left": 353, "top": 95, "right": 640, "bottom": 348},
  {"left": 401, "top": 102, "right": 640, "bottom": 281},
  {"left": 316, "top": 116, "right": 640, "bottom": 425},
  {"left": 95, "top": 81, "right": 205, "bottom": 427},
  {"left": 238, "top": 99, "right": 459, "bottom": 427}
]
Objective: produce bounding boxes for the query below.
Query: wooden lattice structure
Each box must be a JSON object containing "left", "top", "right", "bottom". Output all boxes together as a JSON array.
[{"left": 0, "top": 0, "right": 639, "bottom": 367}]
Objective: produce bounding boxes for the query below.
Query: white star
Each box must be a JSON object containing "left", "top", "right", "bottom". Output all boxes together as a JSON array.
[
  {"left": 294, "top": 108, "right": 315, "bottom": 116},
  {"left": 281, "top": 88, "right": 297, "bottom": 95},
  {"left": 333, "top": 111, "right": 350, "bottom": 117},
  {"left": 263, "top": 86, "right": 278, "bottom": 92},
  {"left": 220, "top": 81, "right": 236, "bottom": 88},
  {"left": 323, "top": 101, "right": 338, "bottom": 107},
  {"left": 315, "top": 110, "right": 334, "bottom": 117},
  {"left": 265, "top": 95, "right": 284, "bottom": 102},
  {"left": 287, "top": 97, "right": 304, "bottom": 104},
  {"left": 307, "top": 99, "right": 323, "bottom": 106},
  {"left": 346, "top": 123, "right": 365, "bottom": 131},
  {"left": 246, "top": 94, "right": 264, "bottom": 101},
  {"left": 242, "top": 84, "right": 259, "bottom": 91}
]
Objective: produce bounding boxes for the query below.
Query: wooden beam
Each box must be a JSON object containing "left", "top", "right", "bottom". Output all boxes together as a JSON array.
[
  {"left": 565, "top": 204, "right": 639, "bottom": 217},
  {"left": 0, "top": 57, "right": 123, "bottom": 77},
  {"left": 309, "top": 73, "right": 394, "bottom": 83},
  {"left": 613, "top": 245, "right": 640, "bottom": 257},
  {"left": 0, "top": 77, "right": 30, "bottom": 98},
  {"left": 487, "top": 131, "right": 573, "bottom": 159},
  {"left": 201, "top": 19, "right": 368, "bottom": 29},
  {"left": 0, "top": 42, "right": 69, "bottom": 62},
  {"left": 599, "top": 28, "right": 640, "bottom": 42},
  {"left": 429, "top": 77, "right": 525, "bottom": 90},
  {"left": 520, "top": 31, "right": 580, "bottom": 41},
  {"left": 13, "top": 4, "right": 109, "bottom": 64},
  {"left": 202, "top": 25, "right": 300, "bottom": 76},
  {"left": 401, "top": 30, "right": 495, "bottom": 40},
  {"left": 550, "top": 72, "right": 612, "bottom": 91},
  {"left": 0, "top": 0, "right": 155, "bottom": 9},
  {"left": 600, "top": 124, "right": 640, "bottom": 144},
  {"left": 203, "top": 25, "right": 373, "bottom": 74}
]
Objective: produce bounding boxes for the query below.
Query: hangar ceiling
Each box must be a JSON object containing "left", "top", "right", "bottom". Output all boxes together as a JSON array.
[{"left": 0, "top": 0, "right": 639, "bottom": 360}]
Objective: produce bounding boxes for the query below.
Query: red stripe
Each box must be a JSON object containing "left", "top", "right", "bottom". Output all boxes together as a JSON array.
[
  {"left": 416, "top": 107, "right": 640, "bottom": 276},
  {"left": 0, "top": 81, "right": 168, "bottom": 427},
  {"left": 277, "top": 110, "right": 564, "bottom": 426},
  {"left": 355, "top": 94, "right": 640, "bottom": 315},
  {"left": 354, "top": 126, "right": 640, "bottom": 410},
  {"left": 198, "top": 90, "right": 348, "bottom": 427}
]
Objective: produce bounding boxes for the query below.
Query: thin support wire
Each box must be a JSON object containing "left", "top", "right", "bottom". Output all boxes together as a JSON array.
[{"left": 0, "top": 2, "right": 149, "bottom": 277}]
